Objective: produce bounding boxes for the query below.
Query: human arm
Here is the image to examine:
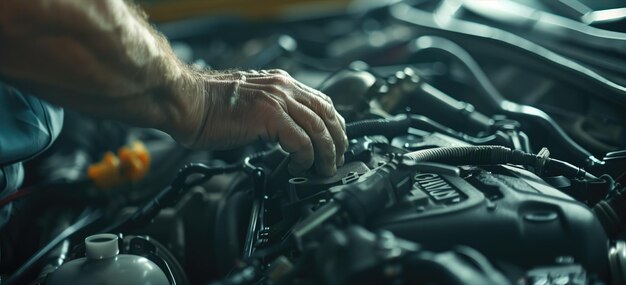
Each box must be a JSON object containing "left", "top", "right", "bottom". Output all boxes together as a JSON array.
[{"left": 0, "top": 0, "right": 347, "bottom": 175}]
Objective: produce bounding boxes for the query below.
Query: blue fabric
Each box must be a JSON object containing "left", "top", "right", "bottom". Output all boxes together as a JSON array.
[
  {"left": 0, "top": 83, "right": 64, "bottom": 227},
  {"left": 0, "top": 163, "right": 23, "bottom": 227}
]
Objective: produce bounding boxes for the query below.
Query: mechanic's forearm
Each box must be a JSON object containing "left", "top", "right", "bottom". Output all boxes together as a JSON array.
[{"left": 0, "top": 0, "right": 197, "bottom": 140}]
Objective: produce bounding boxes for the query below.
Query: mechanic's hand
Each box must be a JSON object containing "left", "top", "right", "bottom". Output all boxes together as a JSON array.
[{"left": 180, "top": 69, "right": 347, "bottom": 177}]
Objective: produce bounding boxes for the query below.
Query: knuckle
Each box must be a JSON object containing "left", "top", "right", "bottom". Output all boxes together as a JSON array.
[
  {"left": 297, "top": 136, "right": 314, "bottom": 154},
  {"left": 320, "top": 100, "right": 336, "bottom": 118},
  {"left": 337, "top": 132, "right": 348, "bottom": 147},
  {"left": 338, "top": 118, "right": 346, "bottom": 131},
  {"left": 310, "top": 116, "right": 326, "bottom": 133},
  {"left": 322, "top": 94, "right": 333, "bottom": 104},
  {"left": 269, "top": 74, "right": 290, "bottom": 85},
  {"left": 320, "top": 141, "right": 336, "bottom": 161},
  {"left": 268, "top": 69, "right": 290, "bottom": 76}
]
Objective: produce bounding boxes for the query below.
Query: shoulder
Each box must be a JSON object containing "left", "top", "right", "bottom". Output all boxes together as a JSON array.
[{"left": 0, "top": 82, "right": 64, "bottom": 166}]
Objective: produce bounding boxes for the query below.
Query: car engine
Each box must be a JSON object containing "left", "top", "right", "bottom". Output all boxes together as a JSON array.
[{"left": 2, "top": 1, "right": 626, "bottom": 284}]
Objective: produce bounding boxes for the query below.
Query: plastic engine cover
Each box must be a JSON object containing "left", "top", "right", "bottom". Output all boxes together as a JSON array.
[{"left": 372, "top": 164, "right": 609, "bottom": 276}]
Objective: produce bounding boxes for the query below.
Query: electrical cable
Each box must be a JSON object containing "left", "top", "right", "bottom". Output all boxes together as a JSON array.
[
  {"left": 5, "top": 208, "right": 103, "bottom": 285},
  {"left": 346, "top": 114, "right": 510, "bottom": 147},
  {"left": 103, "top": 162, "right": 240, "bottom": 234},
  {"left": 403, "top": 35, "right": 603, "bottom": 167},
  {"left": 403, "top": 145, "right": 596, "bottom": 180},
  {"left": 460, "top": 0, "right": 626, "bottom": 55},
  {"left": 346, "top": 115, "right": 411, "bottom": 139},
  {"left": 389, "top": 3, "right": 626, "bottom": 106},
  {"left": 593, "top": 176, "right": 626, "bottom": 238},
  {"left": 0, "top": 179, "right": 90, "bottom": 209}
]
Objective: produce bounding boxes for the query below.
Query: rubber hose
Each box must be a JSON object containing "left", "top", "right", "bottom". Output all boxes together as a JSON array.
[
  {"left": 593, "top": 188, "right": 626, "bottom": 238},
  {"left": 406, "top": 35, "right": 601, "bottom": 166},
  {"left": 346, "top": 116, "right": 411, "bottom": 139},
  {"left": 404, "top": 146, "right": 596, "bottom": 182},
  {"left": 545, "top": 159, "right": 596, "bottom": 180},
  {"left": 347, "top": 114, "right": 499, "bottom": 145},
  {"left": 403, "top": 145, "right": 536, "bottom": 166}
]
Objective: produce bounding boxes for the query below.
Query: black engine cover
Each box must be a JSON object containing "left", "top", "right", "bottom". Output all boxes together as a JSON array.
[{"left": 372, "top": 164, "right": 609, "bottom": 276}]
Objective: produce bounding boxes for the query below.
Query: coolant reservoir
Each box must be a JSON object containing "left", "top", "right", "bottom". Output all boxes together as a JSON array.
[{"left": 47, "top": 233, "right": 169, "bottom": 285}]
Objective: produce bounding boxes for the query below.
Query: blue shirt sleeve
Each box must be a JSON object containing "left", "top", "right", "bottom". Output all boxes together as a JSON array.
[{"left": 0, "top": 82, "right": 64, "bottom": 228}]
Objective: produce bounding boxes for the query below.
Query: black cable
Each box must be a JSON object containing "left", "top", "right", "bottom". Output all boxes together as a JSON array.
[
  {"left": 246, "top": 242, "right": 285, "bottom": 262},
  {"left": 346, "top": 114, "right": 511, "bottom": 147},
  {"left": 207, "top": 264, "right": 259, "bottom": 285},
  {"left": 403, "top": 35, "right": 602, "bottom": 167},
  {"left": 346, "top": 115, "right": 411, "bottom": 139},
  {"left": 403, "top": 145, "right": 596, "bottom": 180},
  {"left": 5, "top": 208, "right": 103, "bottom": 285},
  {"left": 390, "top": 3, "right": 626, "bottom": 106},
  {"left": 0, "top": 179, "right": 91, "bottom": 209},
  {"left": 460, "top": 0, "right": 626, "bottom": 56},
  {"left": 272, "top": 251, "right": 310, "bottom": 285},
  {"left": 404, "top": 145, "right": 534, "bottom": 165},
  {"left": 33, "top": 239, "right": 70, "bottom": 284},
  {"left": 208, "top": 237, "right": 294, "bottom": 285},
  {"left": 140, "top": 235, "right": 190, "bottom": 285},
  {"left": 103, "top": 163, "right": 240, "bottom": 234},
  {"left": 408, "top": 114, "right": 506, "bottom": 145},
  {"left": 593, "top": 182, "right": 626, "bottom": 238},
  {"left": 242, "top": 151, "right": 269, "bottom": 175},
  {"left": 402, "top": 249, "right": 510, "bottom": 285}
]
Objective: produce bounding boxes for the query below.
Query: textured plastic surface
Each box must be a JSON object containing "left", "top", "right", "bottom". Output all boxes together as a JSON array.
[{"left": 372, "top": 164, "right": 609, "bottom": 276}]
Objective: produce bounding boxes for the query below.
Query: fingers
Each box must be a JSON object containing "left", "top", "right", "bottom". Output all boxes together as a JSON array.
[
  {"left": 241, "top": 86, "right": 316, "bottom": 175},
  {"left": 238, "top": 83, "right": 335, "bottom": 176},
  {"left": 284, "top": 98, "right": 338, "bottom": 176},
  {"left": 223, "top": 69, "right": 347, "bottom": 176},
  {"left": 247, "top": 70, "right": 332, "bottom": 104},
  {"left": 285, "top": 83, "right": 347, "bottom": 167},
  {"left": 297, "top": 94, "right": 347, "bottom": 168},
  {"left": 241, "top": 82, "right": 339, "bottom": 176},
  {"left": 272, "top": 113, "right": 316, "bottom": 175},
  {"left": 245, "top": 71, "right": 348, "bottom": 167},
  {"left": 204, "top": 70, "right": 273, "bottom": 81},
  {"left": 334, "top": 112, "right": 346, "bottom": 166}
]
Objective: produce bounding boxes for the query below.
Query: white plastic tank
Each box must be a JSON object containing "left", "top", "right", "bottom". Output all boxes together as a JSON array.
[{"left": 46, "top": 233, "right": 170, "bottom": 285}]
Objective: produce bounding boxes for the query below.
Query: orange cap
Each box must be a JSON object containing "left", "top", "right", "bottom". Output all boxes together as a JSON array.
[
  {"left": 88, "top": 141, "right": 151, "bottom": 189},
  {"left": 118, "top": 141, "right": 151, "bottom": 181}
]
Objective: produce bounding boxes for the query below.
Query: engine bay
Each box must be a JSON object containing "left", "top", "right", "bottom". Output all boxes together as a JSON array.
[{"left": 2, "top": 1, "right": 626, "bottom": 284}]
